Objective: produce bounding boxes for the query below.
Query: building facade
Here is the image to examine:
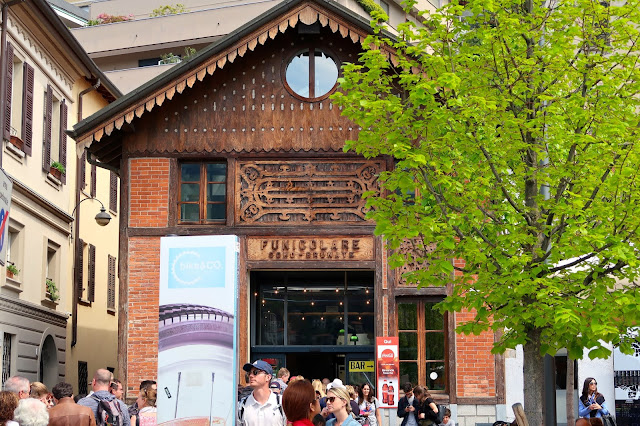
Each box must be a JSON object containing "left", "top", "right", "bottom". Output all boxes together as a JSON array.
[
  {"left": 69, "top": 1, "right": 505, "bottom": 424},
  {"left": 0, "top": 0, "right": 120, "bottom": 393}
]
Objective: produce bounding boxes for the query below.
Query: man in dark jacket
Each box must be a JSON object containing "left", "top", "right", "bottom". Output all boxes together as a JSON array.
[
  {"left": 49, "top": 382, "right": 96, "bottom": 426},
  {"left": 78, "top": 369, "right": 130, "bottom": 426},
  {"left": 397, "top": 383, "right": 420, "bottom": 426}
]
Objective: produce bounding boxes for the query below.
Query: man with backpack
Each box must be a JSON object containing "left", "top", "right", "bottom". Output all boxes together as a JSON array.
[
  {"left": 78, "top": 369, "right": 130, "bottom": 426},
  {"left": 237, "top": 360, "right": 286, "bottom": 426}
]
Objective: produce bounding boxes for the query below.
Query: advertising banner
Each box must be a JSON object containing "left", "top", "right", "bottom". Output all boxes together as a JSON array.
[
  {"left": 614, "top": 328, "right": 640, "bottom": 422},
  {"left": 157, "top": 235, "right": 239, "bottom": 426},
  {"left": 376, "top": 337, "right": 399, "bottom": 408},
  {"left": 0, "top": 168, "right": 13, "bottom": 266}
]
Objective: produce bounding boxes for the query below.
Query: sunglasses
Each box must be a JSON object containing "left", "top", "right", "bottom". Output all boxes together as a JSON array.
[
  {"left": 590, "top": 381, "right": 597, "bottom": 385},
  {"left": 327, "top": 396, "right": 342, "bottom": 403},
  {"left": 249, "top": 369, "right": 266, "bottom": 376}
]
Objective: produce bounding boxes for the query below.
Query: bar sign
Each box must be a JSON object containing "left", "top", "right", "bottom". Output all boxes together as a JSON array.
[{"left": 349, "top": 361, "right": 374, "bottom": 372}]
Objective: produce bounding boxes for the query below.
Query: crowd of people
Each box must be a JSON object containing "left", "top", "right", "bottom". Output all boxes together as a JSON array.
[
  {"left": 237, "top": 360, "right": 455, "bottom": 426},
  {"left": 0, "top": 369, "right": 157, "bottom": 426}
]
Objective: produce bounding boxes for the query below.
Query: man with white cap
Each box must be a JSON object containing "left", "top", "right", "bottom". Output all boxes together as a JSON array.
[{"left": 237, "top": 360, "right": 286, "bottom": 426}]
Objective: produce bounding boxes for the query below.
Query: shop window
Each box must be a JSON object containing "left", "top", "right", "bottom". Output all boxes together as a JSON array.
[
  {"left": 284, "top": 48, "right": 338, "bottom": 101},
  {"left": 398, "top": 300, "right": 446, "bottom": 391},
  {"left": 178, "top": 162, "right": 227, "bottom": 224}
]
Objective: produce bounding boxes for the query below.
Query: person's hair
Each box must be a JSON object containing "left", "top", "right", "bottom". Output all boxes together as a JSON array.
[
  {"left": 282, "top": 380, "right": 316, "bottom": 421},
  {"left": 52, "top": 382, "right": 73, "bottom": 400},
  {"left": 358, "top": 383, "right": 375, "bottom": 404},
  {"left": 29, "top": 382, "right": 49, "bottom": 399},
  {"left": 111, "top": 379, "right": 122, "bottom": 389},
  {"left": 413, "top": 386, "right": 430, "bottom": 401},
  {"left": 139, "top": 380, "right": 156, "bottom": 391},
  {"left": 403, "top": 382, "right": 413, "bottom": 393},
  {"left": 444, "top": 408, "right": 451, "bottom": 417},
  {"left": 0, "top": 391, "right": 19, "bottom": 426},
  {"left": 327, "top": 387, "right": 352, "bottom": 414},
  {"left": 74, "top": 394, "right": 86, "bottom": 403},
  {"left": 3, "top": 376, "right": 29, "bottom": 394},
  {"left": 312, "top": 414, "right": 326, "bottom": 426},
  {"left": 13, "top": 398, "right": 49, "bottom": 426},
  {"left": 140, "top": 387, "right": 157, "bottom": 407},
  {"left": 277, "top": 368, "right": 290, "bottom": 379},
  {"left": 289, "top": 375, "right": 304, "bottom": 383},
  {"left": 312, "top": 380, "right": 326, "bottom": 398},
  {"left": 581, "top": 377, "right": 601, "bottom": 400},
  {"left": 345, "top": 385, "right": 356, "bottom": 400},
  {"left": 94, "top": 369, "right": 112, "bottom": 386}
]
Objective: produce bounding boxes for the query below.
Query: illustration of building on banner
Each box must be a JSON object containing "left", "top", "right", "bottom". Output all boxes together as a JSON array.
[
  {"left": 157, "top": 236, "right": 238, "bottom": 426},
  {"left": 614, "top": 329, "right": 640, "bottom": 424},
  {"left": 376, "top": 337, "right": 399, "bottom": 408}
]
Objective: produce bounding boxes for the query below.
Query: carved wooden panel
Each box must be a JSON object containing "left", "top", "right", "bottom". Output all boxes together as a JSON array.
[
  {"left": 236, "top": 159, "right": 383, "bottom": 225},
  {"left": 247, "top": 236, "right": 374, "bottom": 261},
  {"left": 396, "top": 240, "right": 436, "bottom": 286}
]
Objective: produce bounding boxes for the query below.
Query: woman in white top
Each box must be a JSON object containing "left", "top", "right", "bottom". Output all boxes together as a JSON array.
[
  {"left": 132, "top": 387, "right": 157, "bottom": 426},
  {"left": 357, "top": 384, "right": 381, "bottom": 426}
]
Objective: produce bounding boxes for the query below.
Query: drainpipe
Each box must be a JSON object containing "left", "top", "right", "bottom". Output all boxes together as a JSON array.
[
  {"left": 71, "top": 81, "right": 100, "bottom": 347},
  {"left": 0, "top": 0, "right": 25, "bottom": 169}
]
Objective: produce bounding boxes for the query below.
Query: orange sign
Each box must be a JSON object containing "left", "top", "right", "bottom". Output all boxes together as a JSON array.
[{"left": 376, "top": 337, "right": 399, "bottom": 408}]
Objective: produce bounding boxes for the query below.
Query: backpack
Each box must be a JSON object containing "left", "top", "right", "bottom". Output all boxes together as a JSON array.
[
  {"left": 238, "top": 393, "right": 284, "bottom": 425},
  {"left": 434, "top": 404, "right": 446, "bottom": 424},
  {"left": 92, "top": 395, "right": 124, "bottom": 426}
]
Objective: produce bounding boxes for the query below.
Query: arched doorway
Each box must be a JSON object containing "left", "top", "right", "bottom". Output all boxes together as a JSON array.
[{"left": 39, "top": 335, "right": 57, "bottom": 389}]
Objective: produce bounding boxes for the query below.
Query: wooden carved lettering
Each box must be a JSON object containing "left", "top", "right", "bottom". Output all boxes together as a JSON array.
[
  {"left": 396, "top": 239, "right": 436, "bottom": 286},
  {"left": 237, "top": 160, "right": 382, "bottom": 225},
  {"left": 247, "top": 236, "right": 374, "bottom": 261}
]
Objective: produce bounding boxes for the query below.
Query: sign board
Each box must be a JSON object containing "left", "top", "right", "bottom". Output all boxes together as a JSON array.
[
  {"left": 157, "top": 235, "right": 239, "bottom": 426},
  {"left": 247, "top": 236, "right": 374, "bottom": 261},
  {"left": 349, "top": 360, "right": 375, "bottom": 372},
  {"left": 376, "top": 337, "right": 399, "bottom": 408},
  {"left": 614, "top": 328, "right": 640, "bottom": 423},
  {"left": 0, "top": 168, "right": 13, "bottom": 266}
]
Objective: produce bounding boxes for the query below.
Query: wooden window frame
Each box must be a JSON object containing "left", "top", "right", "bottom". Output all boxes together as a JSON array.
[
  {"left": 107, "top": 254, "right": 116, "bottom": 313},
  {"left": 178, "top": 162, "right": 227, "bottom": 225},
  {"left": 282, "top": 46, "right": 340, "bottom": 102},
  {"left": 397, "top": 298, "right": 448, "bottom": 393}
]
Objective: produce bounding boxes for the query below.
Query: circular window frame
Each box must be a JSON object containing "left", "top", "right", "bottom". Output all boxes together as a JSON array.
[{"left": 281, "top": 46, "right": 341, "bottom": 102}]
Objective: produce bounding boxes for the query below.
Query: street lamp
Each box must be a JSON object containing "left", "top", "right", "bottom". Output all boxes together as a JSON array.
[{"left": 71, "top": 197, "right": 111, "bottom": 228}]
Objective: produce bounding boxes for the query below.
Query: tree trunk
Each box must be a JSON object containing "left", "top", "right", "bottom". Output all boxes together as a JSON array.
[
  {"left": 523, "top": 329, "right": 545, "bottom": 425},
  {"left": 566, "top": 357, "right": 575, "bottom": 426}
]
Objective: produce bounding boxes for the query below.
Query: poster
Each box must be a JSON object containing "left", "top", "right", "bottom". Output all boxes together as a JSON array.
[
  {"left": 614, "top": 329, "right": 640, "bottom": 424},
  {"left": 157, "top": 235, "right": 239, "bottom": 426},
  {"left": 376, "top": 337, "right": 399, "bottom": 408}
]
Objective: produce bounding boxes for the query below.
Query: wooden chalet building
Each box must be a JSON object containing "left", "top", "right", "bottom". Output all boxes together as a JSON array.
[{"left": 69, "top": 0, "right": 504, "bottom": 423}]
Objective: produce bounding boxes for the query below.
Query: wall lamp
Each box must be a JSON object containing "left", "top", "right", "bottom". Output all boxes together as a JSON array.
[{"left": 71, "top": 197, "right": 111, "bottom": 227}]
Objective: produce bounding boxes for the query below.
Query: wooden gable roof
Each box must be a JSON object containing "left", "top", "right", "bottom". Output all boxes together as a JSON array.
[{"left": 69, "top": 0, "right": 399, "bottom": 171}]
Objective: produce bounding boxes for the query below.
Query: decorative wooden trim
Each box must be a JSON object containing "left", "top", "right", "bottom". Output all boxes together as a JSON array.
[
  {"left": 117, "top": 158, "right": 129, "bottom": 399},
  {"left": 247, "top": 236, "right": 374, "bottom": 261},
  {"left": 76, "top": 1, "right": 394, "bottom": 151}
]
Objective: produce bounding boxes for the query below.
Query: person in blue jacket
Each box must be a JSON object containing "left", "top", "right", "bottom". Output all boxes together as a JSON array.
[{"left": 579, "top": 377, "right": 609, "bottom": 419}]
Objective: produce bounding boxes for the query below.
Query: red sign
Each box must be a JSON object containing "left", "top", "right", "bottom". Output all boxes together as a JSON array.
[{"left": 376, "top": 337, "right": 399, "bottom": 408}]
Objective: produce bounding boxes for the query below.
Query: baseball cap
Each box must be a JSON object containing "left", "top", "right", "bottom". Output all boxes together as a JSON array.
[
  {"left": 326, "top": 378, "right": 345, "bottom": 391},
  {"left": 242, "top": 360, "right": 273, "bottom": 376},
  {"left": 269, "top": 381, "right": 281, "bottom": 391}
]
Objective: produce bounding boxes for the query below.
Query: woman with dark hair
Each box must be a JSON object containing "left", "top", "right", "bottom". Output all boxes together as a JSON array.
[
  {"left": 282, "top": 380, "right": 321, "bottom": 426},
  {"left": 413, "top": 386, "right": 439, "bottom": 426},
  {"left": 357, "top": 384, "right": 381, "bottom": 426},
  {"left": 0, "top": 391, "right": 19, "bottom": 426},
  {"left": 579, "top": 377, "right": 609, "bottom": 419}
]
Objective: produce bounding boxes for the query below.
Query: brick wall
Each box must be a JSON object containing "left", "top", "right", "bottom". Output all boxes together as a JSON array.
[
  {"left": 126, "top": 236, "right": 161, "bottom": 395},
  {"left": 129, "top": 158, "right": 170, "bottom": 228}
]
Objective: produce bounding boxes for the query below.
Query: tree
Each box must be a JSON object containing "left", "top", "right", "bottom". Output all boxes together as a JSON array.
[{"left": 333, "top": 0, "right": 640, "bottom": 423}]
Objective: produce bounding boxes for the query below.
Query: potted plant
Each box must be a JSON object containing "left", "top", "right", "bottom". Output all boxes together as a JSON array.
[
  {"left": 49, "top": 162, "right": 65, "bottom": 180},
  {"left": 6, "top": 263, "right": 19, "bottom": 279},
  {"left": 45, "top": 279, "right": 59, "bottom": 302}
]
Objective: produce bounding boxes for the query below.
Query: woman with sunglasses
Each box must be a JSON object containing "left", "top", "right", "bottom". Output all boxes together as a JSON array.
[
  {"left": 579, "top": 377, "right": 609, "bottom": 420},
  {"left": 282, "top": 380, "right": 321, "bottom": 426},
  {"left": 325, "top": 386, "right": 360, "bottom": 426}
]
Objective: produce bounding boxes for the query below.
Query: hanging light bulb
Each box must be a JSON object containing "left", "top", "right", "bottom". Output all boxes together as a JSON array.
[
  {"left": 340, "top": 301, "right": 343, "bottom": 306},
  {"left": 254, "top": 292, "right": 258, "bottom": 296},
  {"left": 311, "top": 300, "right": 315, "bottom": 306}
]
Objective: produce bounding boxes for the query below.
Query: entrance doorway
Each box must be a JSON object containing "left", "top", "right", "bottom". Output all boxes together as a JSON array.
[{"left": 251, "top": 270, "right": 375, "bottom": 385}]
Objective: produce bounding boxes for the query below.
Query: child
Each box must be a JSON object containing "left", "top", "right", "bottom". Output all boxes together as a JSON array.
[{"left": 440, "top": 408, "right": 455, "bottom": 426}]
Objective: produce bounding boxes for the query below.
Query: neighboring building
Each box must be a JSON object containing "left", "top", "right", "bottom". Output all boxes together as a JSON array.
[
  {"left": 66, "top": 0, "right": 436, "bottom": 94},
  {"left": 68, "top": 0, "right": 505, "bottom": 424},
  {"left": 0, "top": 0, "right": 120, "bottom": 392}
]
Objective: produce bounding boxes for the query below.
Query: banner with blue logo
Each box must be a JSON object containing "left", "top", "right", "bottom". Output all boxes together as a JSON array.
[{"left": 157, "top": 235, "right": 239, "bottom": 426}]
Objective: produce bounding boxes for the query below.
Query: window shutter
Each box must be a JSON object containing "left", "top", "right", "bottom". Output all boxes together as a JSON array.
[
  {"left": 4, "top": 43, "right": 13, "bottom": 141},
  {"left": 76, "top": 238, "right": 84, "bottom": 300},
  {"left": 90, "top": 164, "right": 96, "bottom": 197},
  {"left": 88, "top": 244, "right": 96, "bottom": 302},
  {"left": 22, "top": 62, "right": 34, "bottom": 155},
  {"left": 107, "top": 255, "right": 116, "bottom": 310},
  {"left": 109, "top": 171, "right": 117, "bottom": 212},
  {"left": 42, "top": 85, "right": 52, "bottom": 172},
  {"left": 80, "top": 151, "right": 86, "bottom": 189},
  {"left": 59, "top": 100, "right": 67, "bottom": 184}
]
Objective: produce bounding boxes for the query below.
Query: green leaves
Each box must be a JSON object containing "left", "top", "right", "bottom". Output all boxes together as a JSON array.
[{"left": 333, "top": 0, "right": 640, "bottom": 361}]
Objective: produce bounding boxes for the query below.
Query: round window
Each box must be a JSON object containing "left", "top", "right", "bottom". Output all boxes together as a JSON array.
[{"left": 285, "top": 48, "right": 338, "bottom": 100}]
